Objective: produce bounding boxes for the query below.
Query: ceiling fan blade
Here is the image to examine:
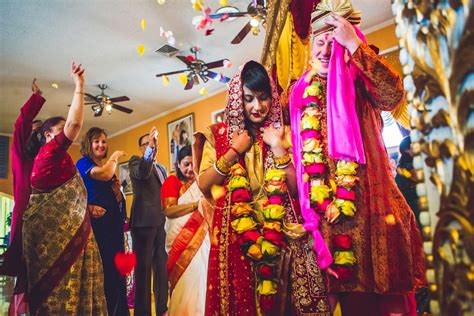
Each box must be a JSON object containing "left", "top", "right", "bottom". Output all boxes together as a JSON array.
[
  {"left": 111, "top": 103, "right": 133, "bottom": 114},
  {"left": 207, "top": 70, "right": 231, "bottom": 83},
  {"left": 184, "top": 78, "right": 194, "bottom": 90},
  {"left": 231, "top": 21, "right": 252, "bottom": 44},
  {"left": 67, "top": 102, "right": 96, "bottom": 107},
  {"left": 176, "top": 55, "right": 193, "bottom": 67},
  {"left": 155, "top": 69, "right": 189, "bottom": 77},
  {"left": 204, "top": 59, "right": 228, "bottom": 69},
  {"left": 109, "top": 96, "right": 130, "bottom": 103},
  {"left": 209, "top": 12, "right": 248, "bottom": 19},
  {"left": 85, "top": 93, "right": 97, "bottom": 102}
]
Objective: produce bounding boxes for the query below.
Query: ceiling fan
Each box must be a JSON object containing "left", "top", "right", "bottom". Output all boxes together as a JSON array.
[
  {"left": 78, "top": 84, "right": 133, "bottom": 117},
  {"left": 210, "top": 0, "right": 267, "bottom": 44},
  {"left": 155, "top": 46, "right": 231, "bottom": 90}
]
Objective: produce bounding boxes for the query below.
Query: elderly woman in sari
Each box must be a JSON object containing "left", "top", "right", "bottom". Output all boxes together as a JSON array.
[
  {"left": 194, "top": 60, "right": 330, "bottom": 315},
  {"left": 20, "top": 63, "right": 107, "bottom": 314},
  {"left": 161, "top": 145, "right": 210, "bottom": 316}
]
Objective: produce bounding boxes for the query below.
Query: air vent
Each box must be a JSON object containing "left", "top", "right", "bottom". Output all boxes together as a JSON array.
[{"left": 156, "top": 44, "right": 180, "bottom": 57}]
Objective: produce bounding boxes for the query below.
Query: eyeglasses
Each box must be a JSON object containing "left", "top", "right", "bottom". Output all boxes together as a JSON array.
[{"left": 140, "top": 141, "right": 149, "bottom": 147}]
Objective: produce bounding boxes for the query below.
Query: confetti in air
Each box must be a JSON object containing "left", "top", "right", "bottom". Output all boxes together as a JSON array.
[
  {"left": 141, "top": 19, "right": 147, "bottom": 30},
  {"left": 199, "top": 87, "right": 208, "bottom": 95},
  {"left": 179, "top": 74, "right": 188, "bottom": 85},
  {"left": 137, "top": 45, "right": 145, "bottom": 56},
  {"left": 51, "top": 83, "right": 59, "bottom": 89},
  {"left": 162, "top": 75, "right": 170, "bottom": 86}
]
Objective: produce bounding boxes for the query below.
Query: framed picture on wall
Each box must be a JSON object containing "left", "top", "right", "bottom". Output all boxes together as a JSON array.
[
  {"left": 167, "top": 113, "right": 195, "bottom": 172},
  {"left": 119, "top": 161, "right": 133, "bottom": 195},
  {"left": 211, "top": 109, "right": 225, "bottom": 123}
]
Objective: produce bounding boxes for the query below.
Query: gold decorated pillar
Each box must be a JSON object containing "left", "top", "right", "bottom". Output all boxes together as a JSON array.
[{"left": 393, "top": 0, "right": 474, "bottom": 314}]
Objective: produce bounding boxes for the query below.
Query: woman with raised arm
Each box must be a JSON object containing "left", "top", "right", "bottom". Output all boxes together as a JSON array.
[
  {"left": 161, "top": 145, "right": 210, "bottom": 316},
  {"left": 21, "top": 63, "right": 107, "bottom": 314},
  {"left": 194, "top": 60, "right": 330, "bottom": 315},
  {"left": 76, "top": 127, "right": 129, "bottom": 315}
]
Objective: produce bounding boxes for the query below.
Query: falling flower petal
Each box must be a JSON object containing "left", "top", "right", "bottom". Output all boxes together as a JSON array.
[
  {"left": 51, "top": 83, "right": 59, "bottom": 89},
  {"left": 211, "top": 184, "right": 226, "bottom": 200},
  {"left": 205, "top": 29, "right": 215, "bottom": 36},
  {"left": 385, "top": 214, "right": 396, "bottom": 225},
  {"left": 137, "top": 45, "right": 145, "bottom": 56},
  {"left": 219, "top": 0, "right": 228, "bottom": 6},
  {"left": 191, "top": 0, "right": 203, "bottom": 11},
  {"left": 223, "top": 59, "right": 232, "bottom": 68},
  {"left": 162, "top": 75, "right": 170, "bottom": 86},
  {"left": 199, "top": 87, "right": 207, "bottom": 95},
  {"left": 141, "top": 19, "right": 146, "bottom": 30},
  {"left": 167, "top": 36, "right": 176, "bottom": 46},
  {"left": 179, "top": 74, "right": 188, "bottom": 85}
]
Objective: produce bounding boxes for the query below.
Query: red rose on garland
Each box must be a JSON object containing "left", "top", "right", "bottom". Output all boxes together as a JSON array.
[
  {"left": 333, "top": 234, "right": 352, "bottom": 250},
  {"left": 263, "top": 229, "right": 286, "bottom": 247},
  {"left": 259, "top": 294, "right": 276, "bottom": 311},
  {"left": 332, "top": 266, "right": 354, "bottom": 281},
  {"left": 231, "top": 188, "right": 251, "bottom": 203},
  {"left": 242, "top": 230, "right": 262, "bottom": 243},
  {"left": 258, "top": 264, "right": 275, "bottom": 278}
]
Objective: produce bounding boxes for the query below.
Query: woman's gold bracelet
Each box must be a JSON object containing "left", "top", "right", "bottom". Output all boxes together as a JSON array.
[
  {"left": 274, "top": 152, "right": 291, "bottom": 167},
  {"left": 215, "top": 156, "right": 232, "bottom": 175}
]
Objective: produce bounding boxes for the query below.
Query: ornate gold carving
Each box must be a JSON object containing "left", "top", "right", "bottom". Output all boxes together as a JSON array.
[{"left": 393, "top": 0, "right": 474, "bottom": 314}]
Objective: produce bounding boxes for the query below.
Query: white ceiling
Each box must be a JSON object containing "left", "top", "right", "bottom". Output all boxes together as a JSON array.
[{"left": 0, "top": 0, "right": 394, "bottom": 137}]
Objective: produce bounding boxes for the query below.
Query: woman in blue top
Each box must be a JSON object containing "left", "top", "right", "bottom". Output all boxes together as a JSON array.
[{"left": 76, "top": 126, "right": 129, "bottom": 316}]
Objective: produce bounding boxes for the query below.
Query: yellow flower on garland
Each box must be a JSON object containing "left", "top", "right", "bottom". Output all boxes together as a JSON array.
[
  {"left": 264, "top": 181, "right": 286, "bottom": 194},
  {"left": 335, "top": 175, "right": 358, "bottom": 187},
  {"left": 247, "top": 244, "right": 263, "bottom": 260},
  {"left": 310, "top": 184, "right": 332, "bottom": 204},
  {"left": 231, "top": 203, "right": 253, "bottom": 217},
  {"left": 303, "top": 82, "right": 321, "bottom": 98},
  {"left": 265, "top": 169, "right": 286, "bottom": 182},
  {"left": 302, "top": 138, "right": 322, "bottom": 153},
  {"left": 301, "top": 116, "right": 320, "bottom": 131},
  {"left": 336, "top": 160, "right": 358, "bottom": 176},
  {"left": 261, "top": 240, "right": 279, "bottom": 256},
  {"left": 335, "top": 199, "right": 356, "bottom": 217},
  {"left": 334, "top": 251, "right": 356, "bottom": 266},
  {"left": 262, "top": 205, "right": 285, "bottom": 221},
  {"left": 231, "top": 216, "right": 257, "bottom": 233},
  {"left": 228, "top": 176, "right": 250, "bottom": 191},
  {"left": 302, "top": 152, "right": 324, "bottom": 165},
  {"left": 263, "top": 221, "right": 282, "bottom": 232},
  {"left": 257, "top": 280, "right": 278, "bottom": 295},
  {"left": 230, "top": 163, "right": 247, "bottom": 176}
]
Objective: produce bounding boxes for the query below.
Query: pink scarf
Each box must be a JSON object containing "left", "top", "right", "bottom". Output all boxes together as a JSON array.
[
  {"left": 289, "top": 27, "right": 366, "bottom": 269},
  {"left": 327, "top": 26, "right": 366, "bottom": 164}
]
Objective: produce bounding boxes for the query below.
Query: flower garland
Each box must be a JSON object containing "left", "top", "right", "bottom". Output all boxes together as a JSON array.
[
  {"left": 227, "top": 163, "right": 288, "bottom": 313},
  {"left": 300, "top": 78, "right": 358, "bottom": 280}
]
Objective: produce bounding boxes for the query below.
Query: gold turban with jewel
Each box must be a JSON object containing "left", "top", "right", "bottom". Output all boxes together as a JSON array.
[{"left": 311, "top": 0, "right": 362, "bottom": 36}]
